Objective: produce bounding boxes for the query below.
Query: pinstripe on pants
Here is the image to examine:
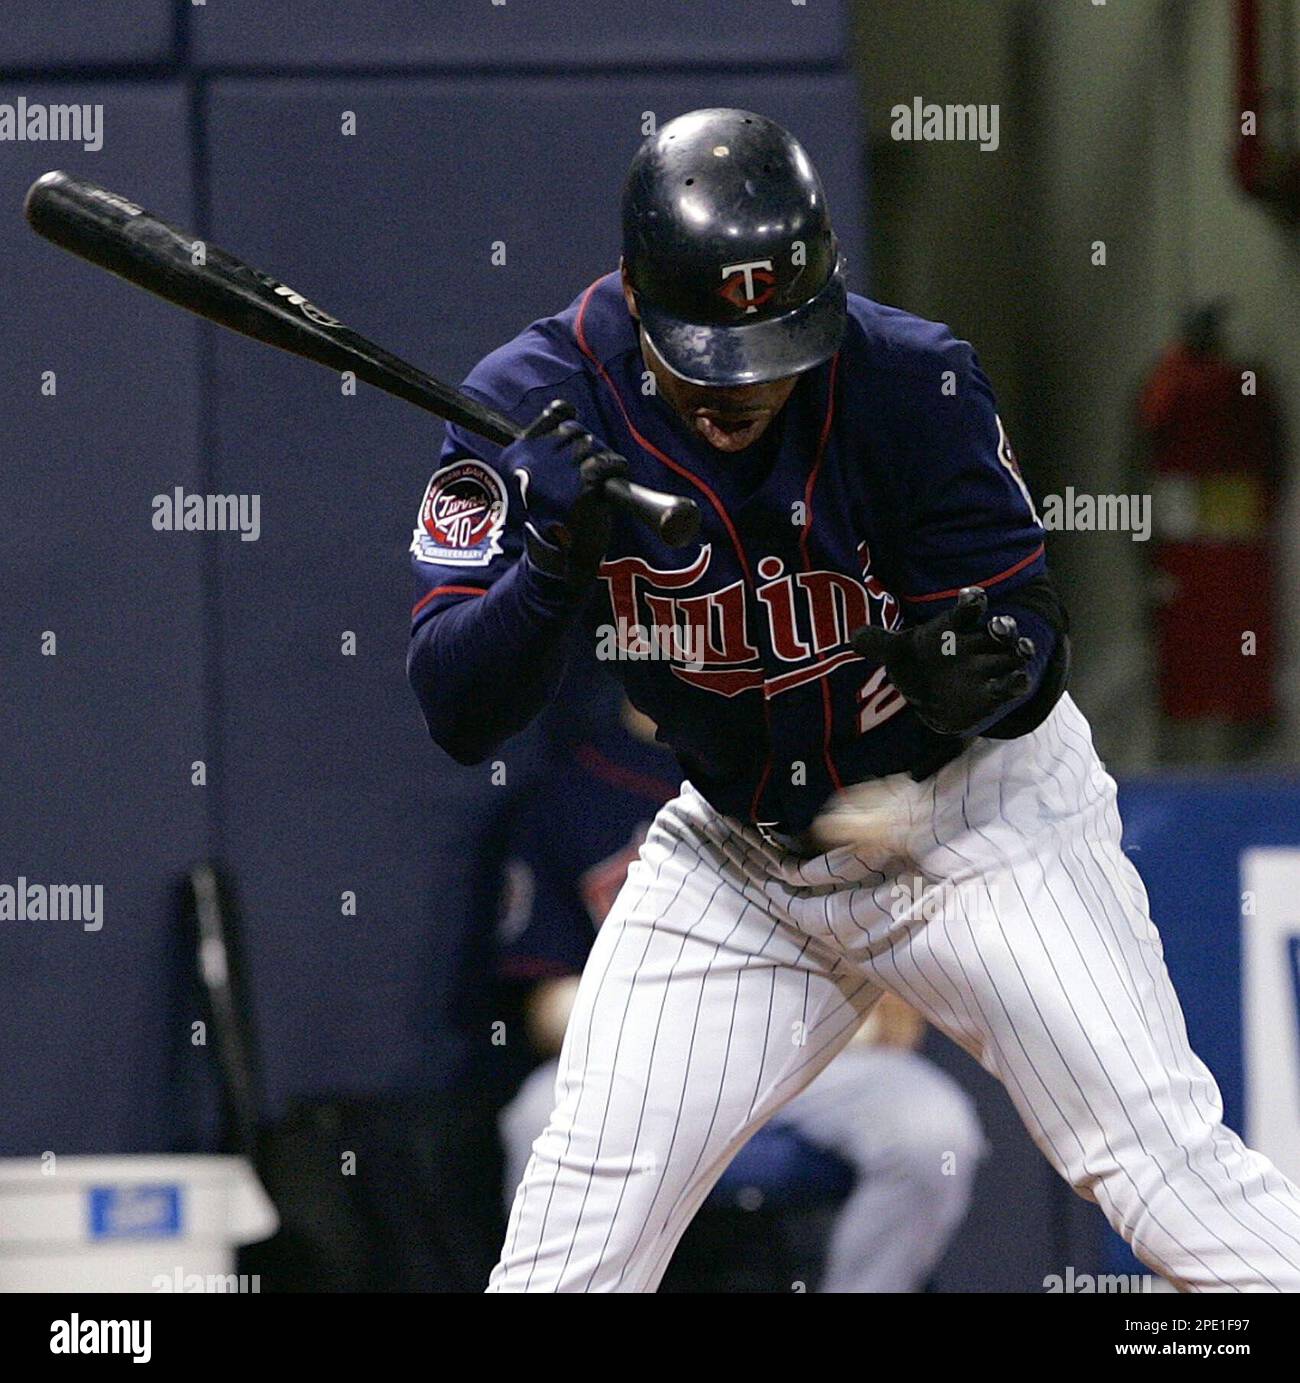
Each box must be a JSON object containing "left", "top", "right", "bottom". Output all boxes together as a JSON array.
[{"left": 487, "top": 696, "right": 1300, "bottom": 1292}]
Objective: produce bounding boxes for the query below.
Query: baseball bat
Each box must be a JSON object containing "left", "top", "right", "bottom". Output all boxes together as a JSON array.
[{"left": 23, "top": 170, "right": 700, "bottom": 549}]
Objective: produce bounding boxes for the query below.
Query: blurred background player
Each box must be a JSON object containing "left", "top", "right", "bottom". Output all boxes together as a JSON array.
[{"left": 498, "top": 696, "right": 986, "bottom": 1293}]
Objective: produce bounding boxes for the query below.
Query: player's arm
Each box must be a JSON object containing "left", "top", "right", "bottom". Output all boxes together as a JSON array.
[
  {"left": 407, "top": 397, "right": 626, "bottom": 765},
  {"left": 853, "top": 338, "right": 1068, "bottom": 739}
]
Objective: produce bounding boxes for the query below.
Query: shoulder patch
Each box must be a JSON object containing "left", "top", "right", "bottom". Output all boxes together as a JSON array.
[{"left": 410, "top": 460, "right": 508, "bottom": 567}]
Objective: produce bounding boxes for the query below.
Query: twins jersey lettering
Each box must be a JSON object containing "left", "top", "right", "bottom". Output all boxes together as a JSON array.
[{"left": 410, "top": 274, "right": 1048, "bottom": 833}]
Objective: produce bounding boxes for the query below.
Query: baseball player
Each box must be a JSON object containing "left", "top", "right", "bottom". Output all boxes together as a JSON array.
[{"left": 408, "top": 109, "right": 1300, "bottom": 1291}]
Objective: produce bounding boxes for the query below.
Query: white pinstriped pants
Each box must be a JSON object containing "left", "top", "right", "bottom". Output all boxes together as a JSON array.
[{"left": 488, "top": 696, "right": 1300, "bottom": 1292}]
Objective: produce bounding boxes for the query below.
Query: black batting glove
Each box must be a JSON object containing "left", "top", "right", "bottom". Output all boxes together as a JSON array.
[
  {"left": 849, "top": 586, "right": 1036, "bottom": 737},
  {"left": 502, "top": 400, "right": 629, "bottom": 590}
]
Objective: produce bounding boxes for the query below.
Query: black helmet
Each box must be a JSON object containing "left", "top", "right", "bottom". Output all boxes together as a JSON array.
[{"left": 621, "top": 108, "right": 847, "bottom": 387}]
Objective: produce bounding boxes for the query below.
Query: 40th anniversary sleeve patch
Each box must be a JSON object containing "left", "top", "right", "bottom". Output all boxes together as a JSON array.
[{"left": 410, "top": 460, "right": 508, "bottom": 567}]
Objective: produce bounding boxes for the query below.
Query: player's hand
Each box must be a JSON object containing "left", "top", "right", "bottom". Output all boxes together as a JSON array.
[
  {"left": 849, "top": 587, "right": 1035, "bottom": 736},
  {"left": 501, "top": 400, "right": 629, "bottom": 588}
]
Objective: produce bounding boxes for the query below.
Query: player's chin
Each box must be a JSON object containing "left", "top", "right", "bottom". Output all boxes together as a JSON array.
[{"left": 692, "top": 411, "right": 771, "bottom": 452}]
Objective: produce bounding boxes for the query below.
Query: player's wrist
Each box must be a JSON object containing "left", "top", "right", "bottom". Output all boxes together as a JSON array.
[{"left": 521, "top": 526, "right": 598, "bottom": 604}]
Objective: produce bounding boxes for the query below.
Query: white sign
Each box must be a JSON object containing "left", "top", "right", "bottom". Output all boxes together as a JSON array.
[{"left": 1242, "top": 848, "right": 1300, "bottom": 1184}]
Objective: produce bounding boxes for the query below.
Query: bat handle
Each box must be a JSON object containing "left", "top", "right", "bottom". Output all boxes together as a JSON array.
[
  {"left": 602, "top": 477, "right": 700, "bottom": 548},
  {"left": 518, "top": 401, "right": 700, "bottom": 549}
]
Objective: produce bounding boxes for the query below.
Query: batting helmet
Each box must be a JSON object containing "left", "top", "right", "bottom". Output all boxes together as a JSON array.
[{"left": 621, "top": 109, "right": 847, "bottom": 388}]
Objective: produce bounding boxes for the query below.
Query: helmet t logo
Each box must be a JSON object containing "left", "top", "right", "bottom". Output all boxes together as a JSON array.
[{"left": 719, "top": 259, "right": 776, "bottom": 313}]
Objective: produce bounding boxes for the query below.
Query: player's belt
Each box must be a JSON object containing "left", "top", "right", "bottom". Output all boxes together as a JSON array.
[{"left": 754, "top": 823, "right": 817, "bottom": 856}]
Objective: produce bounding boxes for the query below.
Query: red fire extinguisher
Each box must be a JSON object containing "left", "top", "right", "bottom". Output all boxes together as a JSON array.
[{"left": 1138, "top": 302, "right": 1283, "bottom": 726}]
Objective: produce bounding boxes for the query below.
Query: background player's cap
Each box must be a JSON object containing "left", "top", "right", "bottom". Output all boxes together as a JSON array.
[{"left": 621, "top": 108, "right": 847, "bottom": 388}]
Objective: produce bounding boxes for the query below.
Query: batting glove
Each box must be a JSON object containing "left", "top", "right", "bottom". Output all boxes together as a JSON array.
[
  {"left": 500, "top": 400, "right": 629, "bottom": 589},
  {"left": 849, "top": 587, "right": 1035, "bottom": 736}
]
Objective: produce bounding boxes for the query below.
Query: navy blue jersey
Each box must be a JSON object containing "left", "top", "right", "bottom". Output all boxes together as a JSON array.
[{"left": 409, "top": 273, "right": 1052, "bottom": 833}]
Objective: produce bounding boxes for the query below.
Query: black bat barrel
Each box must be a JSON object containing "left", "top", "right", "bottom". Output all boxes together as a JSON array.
[{"left": 24, "top": 170, "right": 700, "bottom": 548}]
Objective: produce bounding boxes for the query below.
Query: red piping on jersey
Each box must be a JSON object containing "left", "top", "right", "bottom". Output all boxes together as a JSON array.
[
  {"left": 747, "top": 762, "right": 774, "bottom": 825},
  {"left": 573, "top": 280, "right": 755, "bottom": 588},
  {"left": 797, "top": 353, "right": 844, "bottom": 793},
  {"left": 572, "top": 278, "right": 778, "bottom": 822},
  {"left": 411, "top": 583, "right": 486, "bottom": 618},
  {"left": 574, "top": 743, "right": 678, "bottom": 806},
  {"left": 796, "top": 353, "right": 839, "bottom": 571},
  {"left": 902, "top": 543, "right": 1045, "bottom": 603}
]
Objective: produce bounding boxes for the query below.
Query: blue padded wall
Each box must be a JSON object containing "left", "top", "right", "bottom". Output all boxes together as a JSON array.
[
  {"left": 0, "top": 82, "right": 204, "bottom": 1154},
  {"left": 200, "top": 72, "right": 865, "bottom": 1113},
  {"left": 202, "top": 74, "right": 866, "bottom": 390},
  {"left": 191, "top": 1, "right": 847, "bottom": 70},
  {"left": 0, "top": 2, "right": 175, "bottom": 68},
  {"left": 1099, "top": 778, "right": 1300, "bottom": 1276}
]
